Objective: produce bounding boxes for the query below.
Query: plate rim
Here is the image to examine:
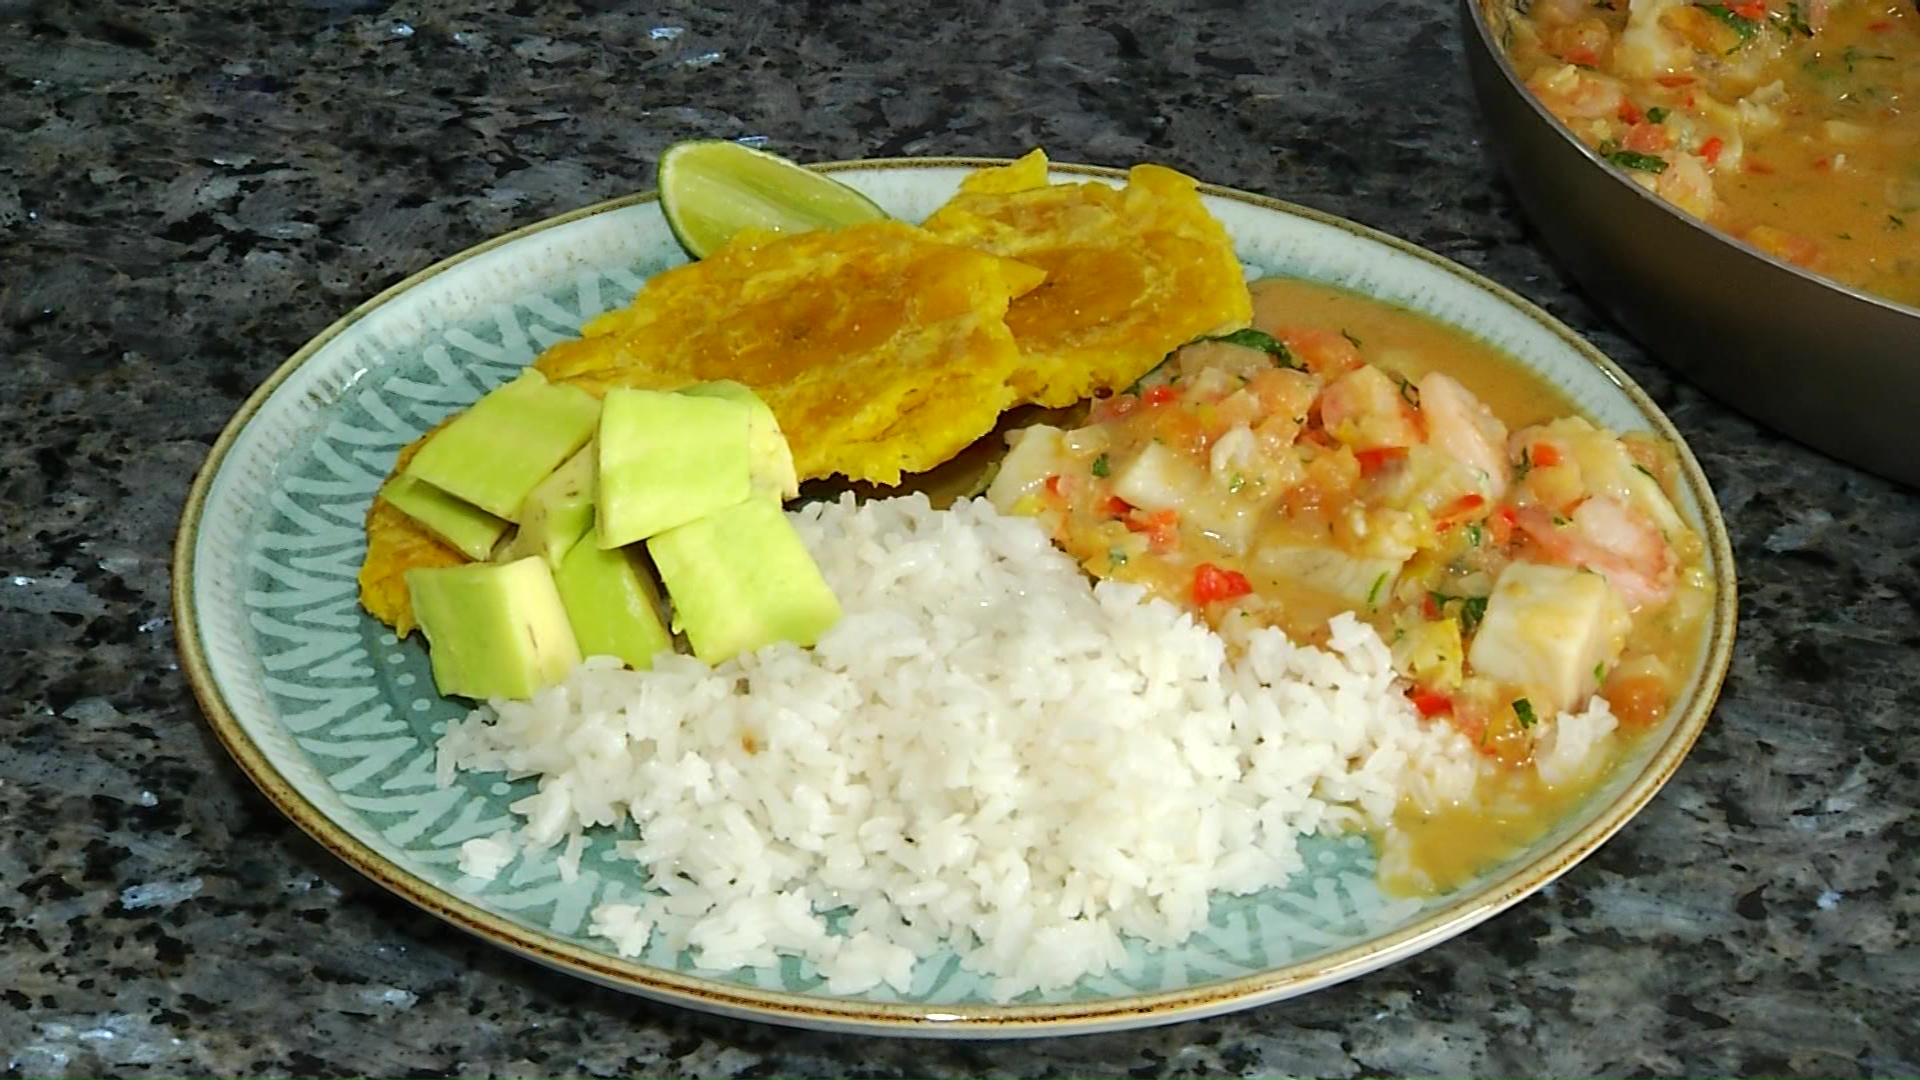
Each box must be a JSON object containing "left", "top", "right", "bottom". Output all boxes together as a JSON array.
[{"left": 170, "top": 155, "right": 1738, "bottom": 1037}]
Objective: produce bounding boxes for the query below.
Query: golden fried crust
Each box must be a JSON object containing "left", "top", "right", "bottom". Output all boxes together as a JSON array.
[
  {"left": 920, "top": 150, "right": 1253, "bottom": 407},
  {"left": 357, "top": 427, "right": 467, "bottom": 636},
  {"left": 534, "top": 221, "right": 1045, "bottom": 486}
]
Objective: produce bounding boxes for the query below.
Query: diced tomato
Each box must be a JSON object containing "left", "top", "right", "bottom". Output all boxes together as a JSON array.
[
  {"left": 1434, "top": 492, "right": 1486, "bottom": 531},
  {"left": 1603, "top": 673, "right": 1670, "bottom": 728},
  {"left": 1616, "top": 99, "right": 1644, "bottom": 125},
  {"left": 1655, "top": 74, "right": 1696, "bottom": 88},
  {"left": 1869, "top": 19, "right": 1893, "bottom": 32},
  {"left": 1124, "top": 508, "right": 1180, "bottom": 552},
  {"left": 1623, "top": 122, "right": 1670, "bottom": 153},
  {"left": 1409, "top": 688, "right": 1453, "bottom": 719},
  {"left": 1192, "top": 562, "right": 1253, "bottom": 606},
  {"left": 1045, "top": 474, "right": 1063, "bottom": 497},
  {"left": 1727, "top": 0, "right": 1765, "bottom": 19},
  {"left": 1700, "top": 136, "right": 1725, "bottom": 167},
  {"left": 1354, "top": 446, "right": 1407, "bottom": 477},
  {"left": 1144, "top": 384, "right": 1177, "bottom": 406},
  {"left": 1530, "top": 442, "right": 1562, "bottom": 468},
  {"left": 1422, "top": 593, "right": 1441, "bottom": 619},
  {"left": 1103, "top": 495, "right": 1131, "bottom": 517},
  {"left": 1488, "top": 504, "right": 1517, "bottom": 547},
  {"left": 1566, "top": 45, "right": 1599, "bottom": 66}
]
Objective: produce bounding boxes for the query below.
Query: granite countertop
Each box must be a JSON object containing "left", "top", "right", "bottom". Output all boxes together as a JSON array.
[{"left": 5, "top": 0, "right": 1916, "bottom": 1075}]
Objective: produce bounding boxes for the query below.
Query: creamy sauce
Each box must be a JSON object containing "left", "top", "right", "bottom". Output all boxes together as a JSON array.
[
  {"left": 1382, "top": 767, "right": 1602, "bottom": 894},
  {"left": 1504, "top": 0, "right": 1920, "bottom": 307},
  {"left": 981, "top": 277, "right": 1709, "bottom": 896},
  {"left": 1257, "top": 280, "right": 1676, "bottom": 895}
]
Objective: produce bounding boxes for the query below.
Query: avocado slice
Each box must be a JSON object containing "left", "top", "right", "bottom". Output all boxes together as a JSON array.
[
  {"left": 499, "top": 443, "right": 596, "bottom": 569},
  {"left": 404, "top": 370, "right": 601, "bottom": 521},
  {"left": 378, "top": 474, "right": 511, "bottom": 561},
  {"left": 553, "top": 525, "right": 674, "bottom": 670},
  {"left": 675, "top": 381, "right": 800, "bottom": 500},
  {"left": 596, "top": 388, "right": 753, "bottom": 548},
  {"left": 405, "top": 556, "right": 583, "bottom": 700},
  {"left": 646, "top": 497, "right": 841, "bottom": 665}
]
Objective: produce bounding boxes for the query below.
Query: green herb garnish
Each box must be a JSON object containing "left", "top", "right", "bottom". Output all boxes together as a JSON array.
[
  {"left": 1340, "top": 328, "right": 1364, "bottom": 348},
  {"left": 1431, "top": 591, "right": 1489, "bottom": 635},
  {"left": 1633, "top": 463, "right": 1658, "bottom": 480},
  {"left": 1645, "top": 106, "right": 1669, "bottom": 124},
  {"left": 1594, "top": 662, "right": 1607, "bottom": 684},
  {"left": 1775, "top": 1, "right": 1813, "bottom": 36},
  {"left": 1604, "top": 149, "right": 1671, "bottom": 174},
  {"left": 1391, "top": 371, "right": 1422, "bottom": 408},
  {"left": 1091, "top": 453, "right": 1110, "bottom": 478},
  {"left": 1367, "top": 572, "right": 1388, "bottom": 608},
  {"left": 1108, "top": 547, "right": 1128, "bottom": 567},
  {"left": 1515, "top": 446, "right": 1533, "bottom": 480},
  {"left": 1198, "top": 327, "right": 1303, "bottom": 370},
  {"left": 1513, "top": 698, "right": 1539, "bottom": 729},
  {"left": 1465, "top": 521, "right": 1484, "bottom": 548},
  {"left": 1700, "top": 4, "right": 1759, "bottom": 46},
  {"left": 1228, "top": 472, "right": 1247, "bottom": 493}
]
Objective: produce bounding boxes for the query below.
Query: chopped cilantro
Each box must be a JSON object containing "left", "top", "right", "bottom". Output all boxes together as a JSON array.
[
  {"left": 1465, "top": 521, "right": 1484, "bottom": 548},
  {"left": 1108, "top": 546, "right": 1128, "bottom": 567},
  {"left": 1091, "top": 453, "right": 1110, "bottom": 478},
  {"left": 1431, "top": 591, "right": 1489, "bottom": 635},
  {"left": 1700, "top": 4, "right": 1759, "bottom": 46},
  {"left": 1604, "top": 149, "right": 1671, "bottom": 174},
  {"left": 1513, "top": 698, "right": 1539, "bottom": 730},
  {"left": 1515, "top": 446, "right": 1533, "bottom": 480},
  {"left": 1645, "top": 106, "right": 1669, "bottom": 124},
  {"left": 1775, "top": 1, "right": 1813, "bottom": 36},
  {"left": 1392, "top": 371, "right": 1422, "bottom": 408},
  {"left": 1198, "top": 328, "right": 1303, "bottom": 370},
  {"left": 1228, "top": 472, "right": 1247, "bottom": 493},
  {"left": 1367, "top": 572, "right": 1388, "bottom": 608},
  {"left": 1594, "top": 662, "right": 1607, "bottom": 684},
  {"left": 1340, "top": 328, "right": 1364, "bottom": 348}
]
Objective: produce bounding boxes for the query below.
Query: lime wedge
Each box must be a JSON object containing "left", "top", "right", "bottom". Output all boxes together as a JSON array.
[{"left": 657, "top": 140, "right": 889, "bottom": 259}]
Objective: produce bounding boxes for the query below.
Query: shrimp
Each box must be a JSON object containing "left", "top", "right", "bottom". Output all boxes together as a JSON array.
[
  {"left": 1617, "top": 0, "right": 1691, "bottom": 79},
  {"left": 1417, "top": 372, "right": 1510, "bottom": 502},
  {"left": 1541, "top": 16, "right": 1616, "bottom": 67},
  {"left": 1526, "top": 63, "right": 1628, "bottom": 121},
  {"left": 1515, "top": 496, "right": 1676, "bottom": 610},
  {"left": 1319, "top": 366, "right": 1421, "bottom": 451},
  {"left": 1649, "top": 152, "right": 1716, "bottom": 219},
  {"left": 1245, "top": 306, "right": 1364, "bottom": 374}
]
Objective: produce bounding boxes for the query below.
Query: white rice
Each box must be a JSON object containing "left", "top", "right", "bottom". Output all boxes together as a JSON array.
[{"left": 435, "top": 494, "right": 1600, "bottom": 999}]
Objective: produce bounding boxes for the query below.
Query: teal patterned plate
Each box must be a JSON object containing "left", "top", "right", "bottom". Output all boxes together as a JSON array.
[{"left": 172, "top": 159, "right": 1736, "bottom": 1037}]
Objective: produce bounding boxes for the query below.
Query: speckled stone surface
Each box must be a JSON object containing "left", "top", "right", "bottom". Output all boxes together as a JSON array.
[{"left": 4, "top": 0, "right": 1916, "bottom": 1075}]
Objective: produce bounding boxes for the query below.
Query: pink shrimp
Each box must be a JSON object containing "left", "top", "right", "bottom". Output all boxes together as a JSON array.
[{"left": 1514, "top": 495, "right": 1676, "bottom": 610}]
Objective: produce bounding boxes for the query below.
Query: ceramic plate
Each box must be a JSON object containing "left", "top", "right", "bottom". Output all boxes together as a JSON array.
[{"left": 173, "top": 158, "right": 1736, "bottom": 1037}]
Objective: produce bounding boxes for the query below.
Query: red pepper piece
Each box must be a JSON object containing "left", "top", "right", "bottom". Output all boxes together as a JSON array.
[{"left": 1192, "top": 562, "right": 1253, "bottom": 606}]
